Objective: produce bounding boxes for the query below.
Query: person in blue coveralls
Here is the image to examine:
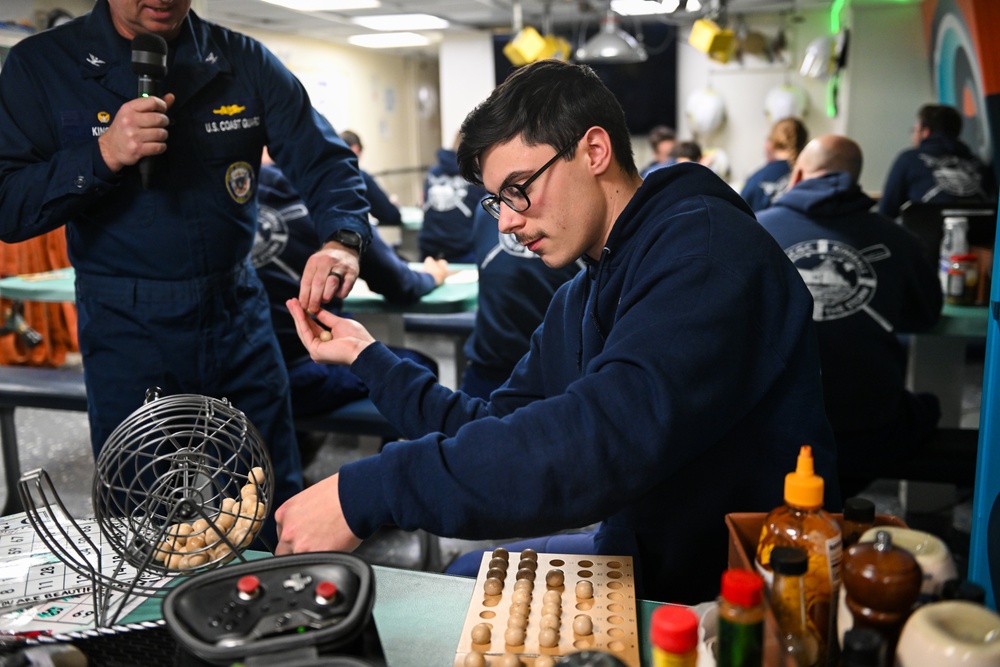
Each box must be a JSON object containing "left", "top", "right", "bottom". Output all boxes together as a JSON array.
[
  {"left": 273, "top": 60, "right": 840, "bottom": 604},
  {"left": 418, "top": 133, "right": 488, "bottom": 263},
  {"left": 879, "top": 104, "right": 995, "bottom": 219},
  {"left": 757, "top": 135, "right": 943, "bottom": 501},
  {"left": 459, "top": 205, "right": 581, "bottom": 399},
  {"left": 0, "top": 0, "right": 371, "bottom": 543}
]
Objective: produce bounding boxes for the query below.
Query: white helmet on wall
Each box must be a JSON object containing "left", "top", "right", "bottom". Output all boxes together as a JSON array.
[{"left": 685, "top": 87, "right": 726, "bottom": 136}]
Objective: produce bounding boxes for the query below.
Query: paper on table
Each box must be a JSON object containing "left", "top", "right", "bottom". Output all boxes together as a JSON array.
[
  {"left": 0, "top": 514, "right": 169, "bottom": 633},
  {"left": 445, "top": 269, "right": 477, "bottom": 285}
]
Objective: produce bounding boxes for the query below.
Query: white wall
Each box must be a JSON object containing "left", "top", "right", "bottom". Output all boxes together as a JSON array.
[
  {"left": 236, "top": 27, "right": 438, "bottom": 206},
  {"left": 842, "top": 2, "right": 934, "bottom": 194},
  {"left": 438, "top": 33, "right": 497, "bottom": 149}
]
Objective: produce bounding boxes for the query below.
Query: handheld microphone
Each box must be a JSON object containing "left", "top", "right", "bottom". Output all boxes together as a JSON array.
[{"left": 131, "top": 33, "right": 168, "bottom": 189}]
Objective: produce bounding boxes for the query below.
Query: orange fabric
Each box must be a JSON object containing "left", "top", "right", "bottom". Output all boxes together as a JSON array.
[{"left": 0, "top": 230, "right": 78, "bottom": 367}]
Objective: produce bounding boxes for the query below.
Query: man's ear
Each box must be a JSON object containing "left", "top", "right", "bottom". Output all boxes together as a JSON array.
[
  {"left": 582, "top": 127, "right": 613, "bottom": 176},
  {"left": 790, "top": 165, "right": 806, "bottom": 187}
]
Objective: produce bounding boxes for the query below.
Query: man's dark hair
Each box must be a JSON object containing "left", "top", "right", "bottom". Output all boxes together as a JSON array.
[
  {"left": 649, "top": 124, "right": 676, "bottom": 148},
  {"left": 340, "top": 129, "right": 362, "bottom": 151},
  {"left": 456, "top": 60, "right": 637, "bottom": 186},
  {"left": 917, "top": 104, "right": 962, "bottom": 139},
  {"left": 671, "top": 140, "right": 702, "bottom": 162}
]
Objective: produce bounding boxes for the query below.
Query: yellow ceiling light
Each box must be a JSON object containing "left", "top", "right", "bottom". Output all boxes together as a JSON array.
[
  {"left": 504, "top": 26, "right": 548, "bottom": 66},
  {"left": 688, "top": 18, "right": 736, "bottom": 64},
  {"left": 541, "top": 34, "right": 572, "bottom": 61}
]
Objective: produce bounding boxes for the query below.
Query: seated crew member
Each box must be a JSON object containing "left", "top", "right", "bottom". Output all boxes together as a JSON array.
[
  {"left": 338, "top": 130, "right": 403, "bottom": 228},
  {"left": 639, "top": 124, "right": 676, "bottom": 178},
  {"left": 253, "top": 154, "right": 446, "bottom": 420},
  {"left": 670, "top": 140, "right": 702, "bottom": 164},
  {"left": 273, "top": 59, "right": 840, "bottom": 604},
  {"left": 459, "top": 205, "right": 582, "bottom": 399},
  {"left": 740, "top": 116, "right": 808, "bottom": 213},
  {"left": 757, "top": 135, "right": 943, "bottom": 500},
  {"left": 419, "top": 133, "right": 488, "bottom": 263},
  {"left": 879, "top": 104, "right": 996, "bottom": 219}
]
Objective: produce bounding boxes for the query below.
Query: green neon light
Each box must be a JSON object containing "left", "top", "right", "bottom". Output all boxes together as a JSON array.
[{"left": 830, "top": 0, "right": 845, "bottom": 34}]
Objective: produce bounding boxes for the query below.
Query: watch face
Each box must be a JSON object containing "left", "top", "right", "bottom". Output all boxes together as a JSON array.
[{"left": 336, "top": 230, "right": 362, "bottom": 249}]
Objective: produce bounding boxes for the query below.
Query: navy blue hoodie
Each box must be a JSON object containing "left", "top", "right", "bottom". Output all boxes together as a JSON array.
[
  {"left": 341, "top": 163, "right": 839, "bottom": 603},
  {"left": 740, "top": 159, "right": 792, "bottom": 212},
  {"left": 879, "top": 134, "right": 995, "bottom": 219},
  {"left": 419, "top": 148, "right": 487, "bottom": 261},
  {"left": 757, "top": 172, "right": 942, "bottom": 472}
]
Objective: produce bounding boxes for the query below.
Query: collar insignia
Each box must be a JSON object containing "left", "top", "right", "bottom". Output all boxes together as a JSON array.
[{"left": 86, "top": 54, "right": 105, "bottom": 67}]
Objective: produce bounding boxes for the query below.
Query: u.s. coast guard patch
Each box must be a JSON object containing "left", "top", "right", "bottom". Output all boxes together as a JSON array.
[{"left": 225, "top": 161, "right": 254, "bottom": 204}]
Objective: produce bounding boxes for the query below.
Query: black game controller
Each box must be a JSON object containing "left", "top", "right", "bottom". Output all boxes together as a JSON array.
[{"left": 163, "top": 552, "right": 380, "bottom": 666}]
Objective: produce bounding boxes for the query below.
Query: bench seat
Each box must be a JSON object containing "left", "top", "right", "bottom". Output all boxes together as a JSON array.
[{"left": 402, "top": 311, "right": 476, "bottom": 336}]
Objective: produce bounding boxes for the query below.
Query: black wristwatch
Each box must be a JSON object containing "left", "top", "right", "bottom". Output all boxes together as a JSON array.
[{"left": 329, "top": 229, "right": 365, "bottom": 255}]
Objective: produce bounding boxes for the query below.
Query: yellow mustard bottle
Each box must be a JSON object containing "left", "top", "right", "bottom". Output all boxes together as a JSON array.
[{"left": 755, "top": 445, "right": 842, "bottom": 666}]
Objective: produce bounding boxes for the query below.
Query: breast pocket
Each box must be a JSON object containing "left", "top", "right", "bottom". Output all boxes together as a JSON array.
[{"left": 193, "top": 98, "right": 266, "bottom": 165}]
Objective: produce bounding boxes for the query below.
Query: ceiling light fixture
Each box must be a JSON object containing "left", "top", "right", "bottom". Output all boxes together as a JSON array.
[
  {"left": 611, "top": 0, "right": 670, "bottom": 16},
  {"left": 575, "top": 9, "right": 648, "bottom": 64},
  {"left": 350, "top": 14, "right": 449, "bottom": 31},
  {"left": 261, "top": 0, "right": 380, "bottom": 11},
  {"left": 612, "top": 0, "right": 701, "bottom": 14},
  {"left": 347, "top": 32, "right": 430, "bottom": 48}
]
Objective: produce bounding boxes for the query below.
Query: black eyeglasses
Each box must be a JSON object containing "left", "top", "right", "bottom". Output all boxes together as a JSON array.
[{"left": 480, "top": 134, "right": 584, "bottom": 220}]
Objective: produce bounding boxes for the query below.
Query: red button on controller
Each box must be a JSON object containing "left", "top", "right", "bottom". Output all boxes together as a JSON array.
[
  {"left": 315, "top": 581, "right": 337, "bottom": 604},
  {"left": 237, "top": 575, "right": 260, "bottom": 599}
]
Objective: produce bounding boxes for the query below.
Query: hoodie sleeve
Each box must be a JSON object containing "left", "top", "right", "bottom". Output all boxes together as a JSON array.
[
  {"left": 359, "top": 232, "right": 436, "bottom": 304},
  {"left": 879, "top": 152, "right": 912, "bottom": 219}
]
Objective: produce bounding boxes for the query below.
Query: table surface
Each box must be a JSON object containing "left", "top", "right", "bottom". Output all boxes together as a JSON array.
[
  {"left": 2, "top": 268, "right": 984, "bottom": 335},
  {"left": 0, "top": 266, "right": 478, "bottom": 315},
  {"left": 926, "top": 302, "right": 992, "bottom": 337},
  {"left": 345, "top": 263, "right": 478, "bottom": 314},
  {"left": 398, "top": 205, "right": 423, "bottom": 229},
  {"left": 121, "top": 562, "right": 664, "bottom": 666}
]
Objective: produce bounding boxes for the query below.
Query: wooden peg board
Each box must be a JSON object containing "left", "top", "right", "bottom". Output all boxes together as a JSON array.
[{"left": 453, "top": 549, "right": 641, "bottom": 667}]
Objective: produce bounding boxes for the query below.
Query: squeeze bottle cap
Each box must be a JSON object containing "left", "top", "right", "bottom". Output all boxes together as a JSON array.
[
  {"left": 720, "top": 569, "right": 763, "bottom": 608},
  {"left": 784, "top": 445, "right": 824, "bottom": 509},
  {"left": 650, "top": 605, "right": 699, "bottom": 654}
]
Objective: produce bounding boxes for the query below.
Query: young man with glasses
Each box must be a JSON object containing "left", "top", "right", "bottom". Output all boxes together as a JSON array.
[{"left": 275, "top": 60, "right": 839, "bottom": 604}]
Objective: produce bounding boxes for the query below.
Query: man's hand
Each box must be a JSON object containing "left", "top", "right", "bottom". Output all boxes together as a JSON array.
[
  {"left": 274, "top": 474, "right": 362, "bottom": 555},
  {"left": 287, "top": 297, "right": 375, "bottom": 366},
  {"left": 97, "top": 94, "right": 175, "bottom": 173},
  {"left": 298, "top": 240, "right": 361, "bottom": 314},
  {"left": 422, "top": 257, "right": 450, "bottom": 286}
]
